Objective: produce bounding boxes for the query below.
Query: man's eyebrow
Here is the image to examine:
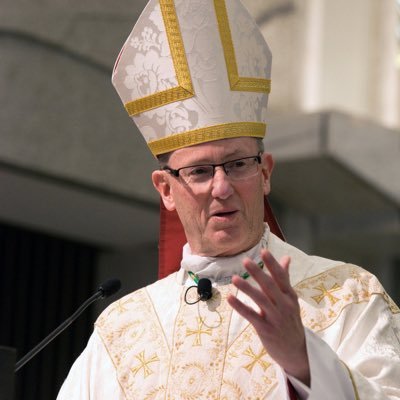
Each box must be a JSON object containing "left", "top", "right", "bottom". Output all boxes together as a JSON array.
[{"left": 182, "top": 150, "right": 251, "bottom": 165}]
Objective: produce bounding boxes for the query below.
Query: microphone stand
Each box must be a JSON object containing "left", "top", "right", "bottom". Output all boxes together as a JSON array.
[
  {"left": 14, "top": 290, "right": 103, "bottom": 373},
  {"left": 0, "top": 278, "right": 120, "bottom": 399}
]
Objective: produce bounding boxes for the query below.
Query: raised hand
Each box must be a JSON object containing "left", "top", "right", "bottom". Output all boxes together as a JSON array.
[{"left": 227, "top": 249, "right": 310, "bottom": 386}]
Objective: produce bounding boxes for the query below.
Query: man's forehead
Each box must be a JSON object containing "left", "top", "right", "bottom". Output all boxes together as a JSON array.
[{"left": 168, "top": 137, "right": 259, "bottom": 164}]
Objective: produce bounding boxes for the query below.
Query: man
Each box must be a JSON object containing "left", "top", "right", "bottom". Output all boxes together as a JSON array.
[{"left": 58, "top": 0, "right": 400, "bottom": 398}]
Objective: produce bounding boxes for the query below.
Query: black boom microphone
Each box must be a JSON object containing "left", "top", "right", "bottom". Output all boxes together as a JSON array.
[{"left": 14, "top": 278, "right": 121, "bottom": 372}]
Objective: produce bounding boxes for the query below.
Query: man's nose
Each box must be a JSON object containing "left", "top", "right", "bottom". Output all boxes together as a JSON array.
[{"left": 210, "top": 166, "right": 234, "bottom": 199}]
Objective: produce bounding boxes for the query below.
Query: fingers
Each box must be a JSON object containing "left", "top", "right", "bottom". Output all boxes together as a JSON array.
[
  {"left": 241, "top": 259, "right": 284, "bottom": 306},
  {"left": 227, "top": 293, "right": 266, "bottom": 328},
  {"left": 231, "top": 275, "right": 275, "bottom": 316},
  {"left": 228, "top": 250, "right": 309, "bottom": 385},
  {"left": 231, "top": 250, "right": 298, "bottom": 315},
  {"left": 247, "top": 250, "right": 297, "bottom": 298},
  {"left": 260, "top": 250, "right": 292, "bottom": 294}
]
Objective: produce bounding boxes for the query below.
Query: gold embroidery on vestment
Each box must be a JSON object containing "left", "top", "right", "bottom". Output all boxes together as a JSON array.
[
  {"left": 108, "top": 297, "right": 135, "bottom": 316},
  {"left": 296, "top": 264, "right": 399, "bottom": 333},
  {"left": 130, "top": 350, "right": 160, "bottom": 378},
  {"left": 242, "top": 346, "right": 271, "bottom": 373},
  {"left": 96, "top": 287, "right": 171, "bottom": 398},
  {"left": 95, "top": 264, "right": 398, "bottom": 398},
  {"left": 186, "top": 317, "right": 213, "bottom": 346},
  {"left": 311, "top": 283, "right": 341, "bottom": 305}
]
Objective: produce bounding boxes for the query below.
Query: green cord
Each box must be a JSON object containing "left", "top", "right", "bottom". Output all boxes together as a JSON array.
[
  {"left": 188, "top": 271, "right": 199, "bottom": 284},
  {"left": 188, "top": 261, "right": 263, "bottom": 284}
]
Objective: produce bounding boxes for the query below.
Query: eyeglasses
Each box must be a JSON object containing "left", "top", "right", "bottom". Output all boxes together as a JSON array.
[{"left": 163, "top": 154, "right": 262, "bottom": 186}]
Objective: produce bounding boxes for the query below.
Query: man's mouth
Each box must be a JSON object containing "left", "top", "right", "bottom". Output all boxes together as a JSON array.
[{"left": 212, "top": 210, "right": 237, "bottom": 218}]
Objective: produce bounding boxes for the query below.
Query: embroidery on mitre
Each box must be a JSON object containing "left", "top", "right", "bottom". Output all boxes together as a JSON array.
[
  {"left": 113, "top": 0, "right": 272, "bottom": 157},
  {"left": 294, "top": 263, "right": 399, "bottom": 333},
  {"left": 124, "top": 0, "right": 194, "bottom": 116}
]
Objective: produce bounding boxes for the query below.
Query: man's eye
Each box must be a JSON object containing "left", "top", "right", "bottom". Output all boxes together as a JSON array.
[
  {"left": 231, "top": 160, "right": 247, "bottom": 168},
  {"left": 188, "top": 166, "right": 210, "bottom": 176}
]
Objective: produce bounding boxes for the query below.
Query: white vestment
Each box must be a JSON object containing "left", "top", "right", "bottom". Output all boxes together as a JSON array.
[{"left": 57, "top": 227, "right": 400, "bottom": 399}]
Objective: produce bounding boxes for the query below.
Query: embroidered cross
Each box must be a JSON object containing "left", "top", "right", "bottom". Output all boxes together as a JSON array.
[
  {"left": 186, "top": 317, "right": 212, "bottom": 346},
  {"left": 312, "top": 283, "right": 341, "bottom": 305},
  {"left": 130, "top": 351, "right": 159, "bottom": 378},
  {"left": 243, "top": 346, "right": 271, "bottom": 373},
  {"left": 110, "top": 298, "right": 133, "bottom": 315}
]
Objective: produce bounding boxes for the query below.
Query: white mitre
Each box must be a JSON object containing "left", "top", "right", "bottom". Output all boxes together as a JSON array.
[{"left": 112, "top": 0, "right": 272, "bottom": 156}]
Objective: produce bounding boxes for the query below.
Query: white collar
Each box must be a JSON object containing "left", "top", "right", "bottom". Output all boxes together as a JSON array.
[{"left": 177, "top": 224, "right": 269, "bottom": 286}]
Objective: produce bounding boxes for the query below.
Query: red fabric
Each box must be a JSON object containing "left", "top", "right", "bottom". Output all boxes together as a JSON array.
[
  {"left": 158, "top": 196, "right": 285, "bottom": 279},
  {"left": 287, "top": 379, "right": 299, "bottom": 400},
  {"left": 158, "top": 200, "right": 188, "bottom": 279}
]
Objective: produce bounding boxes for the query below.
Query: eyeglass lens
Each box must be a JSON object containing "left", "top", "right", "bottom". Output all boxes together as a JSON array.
[{"left": 179, "top": 156, "right": 260, "bottom": 185}]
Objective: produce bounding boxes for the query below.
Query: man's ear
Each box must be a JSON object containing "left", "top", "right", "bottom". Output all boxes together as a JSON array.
[
  {"left": 261, "top": 153, "right": 274, "bottom": 195},
  {"left": 152, "top": 170, "right": 176, "bottom": 211}
]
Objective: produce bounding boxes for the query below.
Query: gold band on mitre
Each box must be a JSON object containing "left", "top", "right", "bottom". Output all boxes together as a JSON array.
[
  {"left": 148, "top": 122, "right": 266, "bottom": 156},
  {"left": 214, "top": 0, "right": 271, "bottom": 93}
]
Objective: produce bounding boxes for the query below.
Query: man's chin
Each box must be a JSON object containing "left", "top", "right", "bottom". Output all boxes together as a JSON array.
[
  {"left": 202, "top": 228, "right": 248, "bottom": 257},
  {"left": 202, "top": 222, "right": 264, "bottom": 257}
]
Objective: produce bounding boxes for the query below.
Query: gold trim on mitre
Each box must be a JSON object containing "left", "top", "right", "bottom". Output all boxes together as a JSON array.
[
  {"left": 124, "top": 0, "right": 194, "bottom": 116},
  {"left": 214, "top": 0, "right": 271, "bottom": 93},
  {"left": 148, "top": 122, "right": 266, "bottom": 156}
]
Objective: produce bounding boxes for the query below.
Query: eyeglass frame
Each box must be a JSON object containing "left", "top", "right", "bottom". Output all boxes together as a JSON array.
[{"left": 161, "top": 153, "right": 263, "bottom": 185}]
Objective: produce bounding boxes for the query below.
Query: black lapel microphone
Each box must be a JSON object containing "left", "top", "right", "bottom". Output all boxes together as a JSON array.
[
  {"left": 14, "top": 278, "right": 121, "bottom": 372},
  {"left": 197, "top": 278, "right": 212, "bottom": 301},
  {"left": 184, "top": 277, "right": 213, "bottom": 304}
]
